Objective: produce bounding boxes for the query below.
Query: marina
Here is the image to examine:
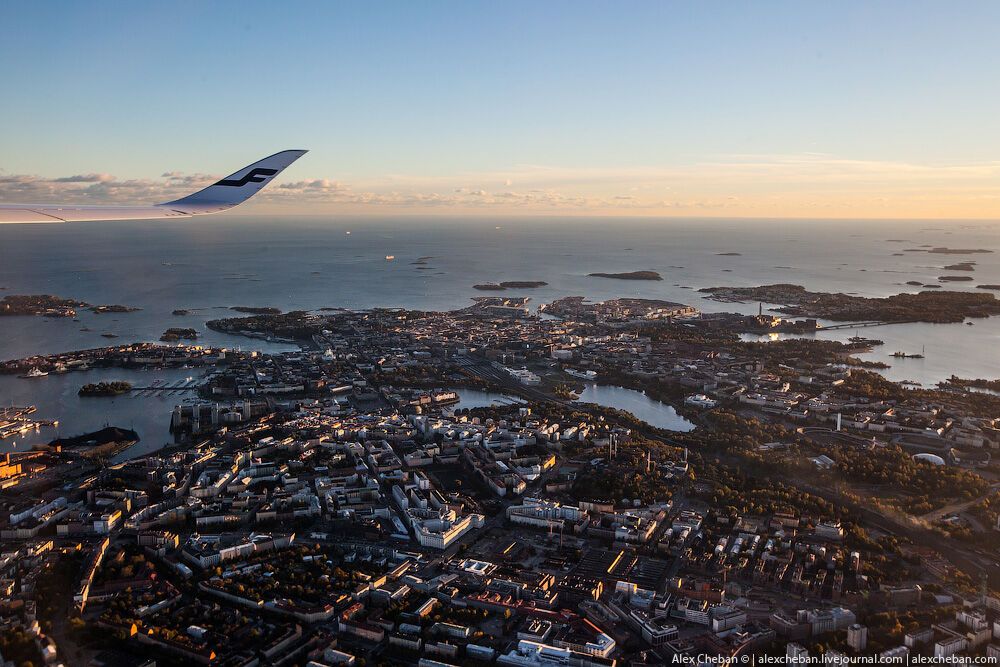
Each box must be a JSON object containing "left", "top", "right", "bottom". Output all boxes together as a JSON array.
[
  {"left": 0, "top": 405, "right": 59, "bottom": 440},
  {"left": 128, "top": 377, "right": 202, "bottom": 397}
]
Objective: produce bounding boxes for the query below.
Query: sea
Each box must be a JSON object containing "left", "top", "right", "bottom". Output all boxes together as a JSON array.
[{"left": 2, "top": 216, "right": 1000, "bottom": 457}]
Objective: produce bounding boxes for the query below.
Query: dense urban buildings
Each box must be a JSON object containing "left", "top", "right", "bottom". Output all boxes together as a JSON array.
[{"left": 3, "top": 295, "right": 1000, "bottom": 666}]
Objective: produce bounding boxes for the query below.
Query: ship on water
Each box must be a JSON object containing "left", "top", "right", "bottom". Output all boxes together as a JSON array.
[
  {"left": 892, "top": 345, "right": 925, "bottom": 359},
  {"left": 19, "top": 367, "right": 48, "bottom": 379}
]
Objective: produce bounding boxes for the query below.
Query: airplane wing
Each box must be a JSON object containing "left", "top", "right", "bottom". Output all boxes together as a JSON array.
[{"left": 0, "top": 149, "right": 307, "bottom": 223}]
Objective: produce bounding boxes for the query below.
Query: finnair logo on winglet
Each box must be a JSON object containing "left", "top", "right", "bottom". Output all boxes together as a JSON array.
[{"left": 215, "top": 168, "right": 279, "bottom": 187}]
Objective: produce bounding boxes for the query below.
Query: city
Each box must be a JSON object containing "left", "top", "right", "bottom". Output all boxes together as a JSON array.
[{"left": 3, "top": 293, "right": 1000, "bottom": 665}]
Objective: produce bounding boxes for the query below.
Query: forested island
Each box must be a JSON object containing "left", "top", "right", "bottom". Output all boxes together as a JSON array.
[
  {"left": 588, "top": 270, "right": 662, "bottom": 281},
  {"left": 699, "top": 283, "right": 1000, "bottom": 323},
  {"left": 160, "top": 327, "right": 198, "bottom": 341},
  {"left": 78, "top": 381, "right": 133, "bottom": 396}
]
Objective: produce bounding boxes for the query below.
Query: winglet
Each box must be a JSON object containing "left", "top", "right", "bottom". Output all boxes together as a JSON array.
[{"left": 159, "top": 149, "right": 307, "bottom": 213}]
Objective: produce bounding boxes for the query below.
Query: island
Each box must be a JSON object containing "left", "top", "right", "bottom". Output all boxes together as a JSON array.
[
  {"left": 90, "top": 304, "right": 141, "bottom": 314},
  {"left": 939, "top": 275, "right": 974, "bottom": 282},
  {"left": 588, "top": 271, "right": 663, "bottom": 281},
  {"left": 231, "top": 306, "right": 282, "bottom": 315},
  {"left": 160, "top": 327, "right": 198, "bottom": 342},
  {"left": 0, "top": 294, "right": 140, "bottom": 318},
  {"left": 0, "top": 294, "right": 87, "bottom": 317},
  {"left": 716, "top": 252, "right": 742, "bottom": 256},
  {"left": 905, "top": 281, "right": 923, "bottom": 286},
  {"left": 977, "top": 285, "right": 1000, "bottom": 291},
  {"left": 78, "top": 381, "right": 133, "bottom": 396},
  {"left": 927, "top": 247, "right": 993, "bottom": 254},
  {"left": 172, "top": 309, "right": 191, "bottom": 316},
  {"left": 699, "top": 283, "right": 1000, "bottom": 323},
  {"left": 473, "top": 281, "right": 548, "bottom": 291},
  {"left": 943, "top": 262, "right": 976, "bottom": 271}
]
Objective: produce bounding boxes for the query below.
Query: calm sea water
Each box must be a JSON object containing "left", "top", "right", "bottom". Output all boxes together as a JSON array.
[{"left": 2, "top": 216, "right": 1000, "bottom": 454}]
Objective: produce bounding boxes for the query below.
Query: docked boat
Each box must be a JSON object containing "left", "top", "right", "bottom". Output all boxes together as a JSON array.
[{"left": 20, "top": 367, "right": 48, "bottom": 378}]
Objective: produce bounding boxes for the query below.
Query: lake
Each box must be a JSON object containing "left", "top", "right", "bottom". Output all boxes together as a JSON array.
[{"left": 576, "top": 384, "right": 695, "bottom": 432}]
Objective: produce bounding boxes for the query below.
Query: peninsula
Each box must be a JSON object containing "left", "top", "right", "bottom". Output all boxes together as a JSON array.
[{"left": 699, "top": 283, "right": 1000, "bottom": 323}]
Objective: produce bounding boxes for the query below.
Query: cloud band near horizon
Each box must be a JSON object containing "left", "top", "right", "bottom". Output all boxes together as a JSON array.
[{"left": 1, "top": 153, "right": 998, "bottom": 219}]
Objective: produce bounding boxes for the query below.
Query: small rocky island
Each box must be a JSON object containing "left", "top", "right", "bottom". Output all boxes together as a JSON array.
[
  {"left": 938, "top": 275, "right": 974, "bottom": 282},
  {"left": 172, "top": 309, "right": 191, "bottom": 316},
  {"left": 79, "top": 381, "right": 132, "bottom": 396},
  {"left": 943, "top": 262, "right": 976, "bottom": 271},
  {"left": 231, "top": 306, "right": 282, "bottom": 315},
  {"left": 473, "top": 281, "right": 548, "bottom": 291},
  {"left": 160, "top": 327, "right": 198, "bottom": 342},
  {"left": 588, "top": 271, "right": 663, "bottom": 281},
  {"left": 699, "top": 283, "right": 1000, "bottom": 323},
  {"left": 90, "top": 304, "right": 141, "bottom": 314},
  {"left": 912, "top": 247, "right": 994, "bottom": 255}
]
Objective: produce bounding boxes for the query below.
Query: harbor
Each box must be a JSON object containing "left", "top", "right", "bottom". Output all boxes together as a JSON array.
[
  {"left": 0, "top": 366, "right": 203, "bottom": 459},
  {"left": 128, "top": 376, "right": 201, "bottom": 397},
  {"left": 0, "top": 405, "right": 59, "bottom": 440}
]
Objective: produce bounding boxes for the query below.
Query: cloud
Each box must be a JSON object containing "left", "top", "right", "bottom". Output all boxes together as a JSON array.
[
  {"left": 52, "top": 173, "right": 115, "bottom": 183},
  {"left": 1, "top": 153, "right": 998, "bottom": 218}
]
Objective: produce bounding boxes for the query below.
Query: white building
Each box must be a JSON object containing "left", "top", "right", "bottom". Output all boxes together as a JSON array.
[{"left": 847, "top": 624, "right": 868, "bottom": 652}]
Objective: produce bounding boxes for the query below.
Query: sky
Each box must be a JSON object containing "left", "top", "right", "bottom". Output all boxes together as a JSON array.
[{"left": 1, "top": 1, "right": 999, "bottom": 219}]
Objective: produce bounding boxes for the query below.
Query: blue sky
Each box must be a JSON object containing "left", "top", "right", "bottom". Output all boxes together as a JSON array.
[{"left": 1, "top": 1, "right": 999, "bottom": 217}]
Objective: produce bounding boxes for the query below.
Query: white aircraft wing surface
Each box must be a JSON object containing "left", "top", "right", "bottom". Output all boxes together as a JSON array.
[{"left": 0, "top": 149, "right": 307, "bottom": 223}]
